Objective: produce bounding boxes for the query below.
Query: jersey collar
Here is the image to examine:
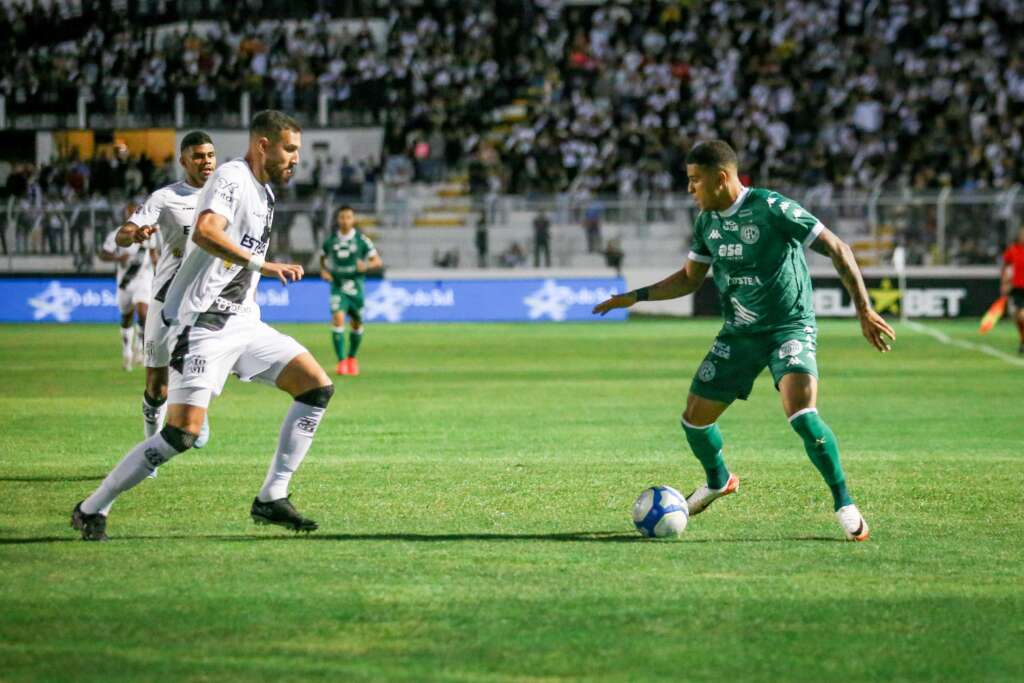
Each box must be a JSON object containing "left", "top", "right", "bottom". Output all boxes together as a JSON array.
[{"left": 719, "top": 186, "right": 750, "bottom": 218}]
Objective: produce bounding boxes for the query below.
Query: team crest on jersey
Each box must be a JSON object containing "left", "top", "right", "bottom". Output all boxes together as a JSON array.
[
  {"left": 698, "top": 360, "right": 716, "bottom": 381},
  {"left": 740, "top": 225, "right": 760, "bottom": 244},
  {"left": 778, "top": 340, "right": 803, "bottom": 358}
]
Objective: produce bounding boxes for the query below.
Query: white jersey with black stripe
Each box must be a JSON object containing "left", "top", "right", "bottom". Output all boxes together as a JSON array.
[
  {"left": 161, "top": 158, "right": 275, "bottom": 329},
  {"left": 126, "top": 180, "right": 202, "bottom": 302},
  {"left": 101, "top": 228, "right": 153, "bottom": 291}
]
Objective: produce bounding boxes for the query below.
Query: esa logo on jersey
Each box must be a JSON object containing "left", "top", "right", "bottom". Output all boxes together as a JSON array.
[
  {"left": 718, "top": 244, "right": 743, "bottom": 258},
  {"left": 240, "top": 233, "right": 268, "bottom": 255},
  {"left": 740, "top": 225, "right": 760, "bottom": 244}
]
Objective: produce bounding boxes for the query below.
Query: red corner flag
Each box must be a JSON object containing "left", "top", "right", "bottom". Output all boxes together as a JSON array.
[{"left": 979, "top": 296, "right": 1008, "bottom": 334}]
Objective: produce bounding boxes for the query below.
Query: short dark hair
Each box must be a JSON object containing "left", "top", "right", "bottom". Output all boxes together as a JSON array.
[
  {"left": 686, "top": 140, "right": 739, "bottom": 169},
  {"left": 250, "top": 110, "right": 302, "bottom": 141},
  {"left": 337, "top": 204, "right": 354, "bottom": 213},
  {"left": 180, "top": 130, "right": 213, "bottom": 153}
]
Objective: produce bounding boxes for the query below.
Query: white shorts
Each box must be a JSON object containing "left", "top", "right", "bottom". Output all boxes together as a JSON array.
[
  {"left": 116, "top": 275, "right": 153, "bottom": 314},
  {"left": 167, "top": 315, "right": 308, "bottom": 408},
  {"left": 144, "top": 297, "right": 172, "bottom": 368}
]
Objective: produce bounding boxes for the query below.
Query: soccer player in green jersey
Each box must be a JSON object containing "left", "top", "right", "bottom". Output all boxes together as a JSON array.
[
  {"left": 593, "top": 140, "right": 895, "bottom": 541},
  {"left": 320, "top": 205, "right": 382, "bottom": 376}
]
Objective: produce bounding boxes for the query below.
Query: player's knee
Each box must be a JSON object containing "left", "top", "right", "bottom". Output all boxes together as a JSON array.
[
  {"left": 160, "top": 425, "right": 197, "bottom": 452},
  {"left": 295, "top": 384, "right": 335, "bottom": 408}
]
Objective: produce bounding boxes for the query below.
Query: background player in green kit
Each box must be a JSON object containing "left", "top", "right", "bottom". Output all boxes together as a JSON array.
[
  {"left": 320, "top": 205, "right": 382, "bottom": 376},
  {"left": 593, "top": 140, "right": 895, "bottom": 541}
]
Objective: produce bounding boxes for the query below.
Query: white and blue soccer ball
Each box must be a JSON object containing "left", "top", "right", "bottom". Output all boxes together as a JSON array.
[{"left": 632, "top": 485, "right": 689, "bottom": 538}]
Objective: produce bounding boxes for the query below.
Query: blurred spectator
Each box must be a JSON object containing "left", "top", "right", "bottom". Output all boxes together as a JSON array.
[
  {"left": 433, "top": 246, "right": 460, "bottom": 269},
  {"left": 583, "top": 198, "right": 603, "bottom": 253},
  {"left": 602, "top": 237, "right": 624, "bottom": 277},
  {"left": 475, "top": 213, "right": 489, "bottom": 268},
  {"left": 498, "top": 241, "right": 527, "bottom": 268},
  {"left": 533, "top": 211, "right": 551, "bottom": 267}
]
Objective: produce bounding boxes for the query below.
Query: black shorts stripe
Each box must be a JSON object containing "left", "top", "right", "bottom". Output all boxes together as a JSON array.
[{"left": 169, "top": 326, "right": 192, "bottom": 374}]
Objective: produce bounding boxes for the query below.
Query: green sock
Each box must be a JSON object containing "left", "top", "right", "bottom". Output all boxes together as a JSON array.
[
  {"left": 681, "top": 420, "right": 729, "bottom": 489},
  {"left": 331, "top": 327, "right": 345, "bottom": 361},
  {"left": 347, "top": 329, "right": 363, "bottom": 358},
  {"left": 789, "top": 409, "right": 854, "bottom": 511}
]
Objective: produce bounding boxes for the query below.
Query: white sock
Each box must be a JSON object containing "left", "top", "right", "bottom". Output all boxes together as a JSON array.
[
  {"left": 258, "top": 400, "right": 326, "bottom": 502},
  {"left": 142, "top": 393, "right": 167, "bottom": 439},
  {"left": 81, "top": 431, "right": 183, "bottom": 516},
  {"left": 120, "top": 326, "right": 134, "bottom": 356}
]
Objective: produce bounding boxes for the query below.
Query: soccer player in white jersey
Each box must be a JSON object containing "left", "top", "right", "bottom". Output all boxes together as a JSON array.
[
  {"left": 114, "top": 131, "right": 217, "bottom": 452},
  {"left": 98, "top": 204, "right": 155, "bottom": 371},
  {"left": 72, "top": 111, "right": 334, "bottom": 540}
]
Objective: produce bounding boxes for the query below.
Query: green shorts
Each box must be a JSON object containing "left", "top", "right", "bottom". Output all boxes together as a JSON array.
[
  {"left": 689, "top": 323, "right": 819, "bottom": 404},
  {"left": 329, "top": 281, "right": 364, "bottom": 321}
]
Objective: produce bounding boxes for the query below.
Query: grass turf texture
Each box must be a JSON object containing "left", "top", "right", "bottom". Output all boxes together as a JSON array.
[{"left": 0, "top": 319, "right": 1021, "bottom": 683}]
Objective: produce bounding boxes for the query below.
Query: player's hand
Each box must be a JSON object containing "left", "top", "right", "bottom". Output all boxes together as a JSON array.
[
  {"left": 859, "top": 308, "right": 895, "bottom": 352},
  {"left": 320, "top": 269, "right": 333, "bottom": 282},
  {"left": 355, "top": 259, "right": 367, "bottom": 273},
  {"left": 132, "top": 225, "right": 158, "bottom": 244},
  {"left": 261, "top": 262, "right": 304, "bottom": 285},
  {"left": 117, "top": 253, "right": 131, "bottom": 264},
  {"left": 592, "top": 292, "right": 636, "bottom": 316}
]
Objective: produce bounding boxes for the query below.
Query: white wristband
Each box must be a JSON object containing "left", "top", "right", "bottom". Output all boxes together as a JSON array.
[{"left": 245, "top": 254, "right": 265, "bottom": 272}]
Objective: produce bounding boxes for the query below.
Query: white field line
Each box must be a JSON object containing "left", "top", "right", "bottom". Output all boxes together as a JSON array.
[{"left": 903, "top": 320, "right": 1024, "bottom": 368}]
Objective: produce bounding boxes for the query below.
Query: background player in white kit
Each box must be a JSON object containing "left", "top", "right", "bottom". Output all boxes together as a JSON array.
[
  {"left": 72, "top": 111, "right": 334, "bottom": 540},
  {"left": 99, "top": 204, "right": 155, "bottom": 371},
  {"left": 114, "top": 131, "right": 216, "bottom": 453}
]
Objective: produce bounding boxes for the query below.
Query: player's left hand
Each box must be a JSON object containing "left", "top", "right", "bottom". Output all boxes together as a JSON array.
[
  {"left": 132, "top": 225, "right": 158, "bottom": 244},
  {"left": 262, "top": 261, "right": 304, "bottom": 285},
  {"left": 859, "top": 308, "right": 895, "bottom": 352},
  {"left": 592, "top": 292, "right": 636, "bottom": 316}
]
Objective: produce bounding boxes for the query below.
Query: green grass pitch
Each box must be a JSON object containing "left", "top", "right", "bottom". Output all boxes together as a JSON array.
[{"left": 1, "top": 319, "right": 1022, "bottom": 682}]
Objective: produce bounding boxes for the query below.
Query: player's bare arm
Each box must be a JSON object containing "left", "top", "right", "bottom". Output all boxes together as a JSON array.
[
  {"left": 319, "top": 255, "right": 333, "bottom": 281},
  {"left": 356, "top": 254, "right": 383, "bottom": 273},
  {"left": 1000, "top": 262, "right": 1012, "bottom": 296},
  {"left": 115, "top": 222, "right": 158, "bottom": 247},
  {"left": 97, "top": 248, "right": 129, "bottom": 264},
  {"left": 810, "top": 227, "right": 895, "bottom": 352},
  {"left": 193, "top": 209, "right": 304, "bottom": 285},
  {"left": 592, "top": 259, "right": 710, "bottom": 315}
]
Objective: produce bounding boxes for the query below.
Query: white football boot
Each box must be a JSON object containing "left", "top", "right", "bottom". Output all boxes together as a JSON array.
[
  {"left": 685, "top": 472, "right": 740, "bottom": 515},
  {"left": 836, "top": 504, "right": 870, "bottom": 541}
]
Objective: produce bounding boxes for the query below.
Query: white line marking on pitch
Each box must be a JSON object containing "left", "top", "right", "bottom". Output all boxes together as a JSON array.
[{"left": 903, "top": 320, "right": 1024, "bottom": 368}]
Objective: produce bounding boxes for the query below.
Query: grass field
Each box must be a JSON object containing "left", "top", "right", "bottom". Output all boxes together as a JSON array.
[{"left": 1, "top": 318, "right": 1022, "bottom": 683}]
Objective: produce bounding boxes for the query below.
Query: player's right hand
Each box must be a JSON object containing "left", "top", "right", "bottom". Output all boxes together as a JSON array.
[
  {"left": 592, "top": 293, "right": 635, "bottom": 316},
  {"left": 262, "top": 262, "right": 304, "bottom": 284},
  {"left": 132, "top": 225, "right": 158, "bottom": 243},
  {"left": 320, "top": 270, "right": 333, "bottom": 282}
]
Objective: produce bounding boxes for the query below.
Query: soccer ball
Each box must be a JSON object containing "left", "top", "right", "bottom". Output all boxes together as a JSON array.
[{"left": 632, "top": 486, "right": 689, "bottom": 538}]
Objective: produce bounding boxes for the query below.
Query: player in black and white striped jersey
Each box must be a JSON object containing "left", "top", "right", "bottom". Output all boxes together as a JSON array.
[
  {"left": 99, "top": 205, "right": 155, "bottom": 372},
  {"left": 72, "top": 111, "right": 334, "bottom": 540},
  {"left": 113, "top": 131, "right": 217, "bottom": 451}
]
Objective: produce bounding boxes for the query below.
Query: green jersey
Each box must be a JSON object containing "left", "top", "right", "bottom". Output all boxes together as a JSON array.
[
  {"left": 322, "top": 229, "right": 378, "bottom": 287},
  {"left": 689, "top": 187, "right": 823, "bottom": 333}
]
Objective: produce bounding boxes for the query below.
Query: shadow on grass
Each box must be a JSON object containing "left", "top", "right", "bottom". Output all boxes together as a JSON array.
[
  {"left": 0, "top": 532, "right": 846, "bottom": 545},
  {"left": 0, "top": 476, "right": 104, "bottom": 483}
]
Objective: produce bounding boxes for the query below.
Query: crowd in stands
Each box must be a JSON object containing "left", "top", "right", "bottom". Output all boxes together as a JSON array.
[{"left": 4, "top": 1, "right": 1023, "bottom": 197}]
